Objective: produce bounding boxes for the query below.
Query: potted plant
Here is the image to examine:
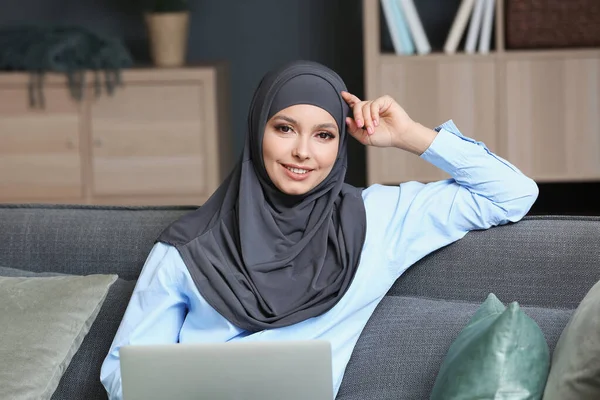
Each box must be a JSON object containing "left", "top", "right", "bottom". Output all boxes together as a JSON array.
[{"left": 145, "top": 0, "right": 190, "bottom": 67}]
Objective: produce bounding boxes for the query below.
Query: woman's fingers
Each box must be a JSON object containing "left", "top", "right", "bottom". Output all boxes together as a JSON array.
[
  {"left": 345, "top": 117, "right": 359, "bottom": 136},
  {"left": 352, "top": 103, "right": 365, "bottom": 129},
  {"left": 345, "top": 117, "right": 368, "bottom": 145},
  {"left": 341, "top": 91, "right": 361, "bottom": 106},
  {"left": 342, "top": 91, "right": 365, "bottom": 128},
  {"left": 342, "top": 92, "right": 385, "bottom": 134},
  {"left": 370, "top": 101, "right": 381, "bottom": 127},
  {"left": 362, "top": 102, "right": 374, "bottom": 135}
]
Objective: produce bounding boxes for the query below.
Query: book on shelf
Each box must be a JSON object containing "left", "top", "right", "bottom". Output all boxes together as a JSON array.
[
  {"left": 381, "top": 0, "right": 414, "bottom": 55},
  {"left": 381, "top": 0, "right": 495, "bottom": 56},
  {"left": 478, "top": 0, "right": 495, "bottom": 54},
  {"left": 380, "top": 0, "right": 430, "bottom": 55},
  {"left": 445, "top": 0, "right": 495, "bottom": 54},
  {"left": 465, "top": 0, "right": 485, "bottom": 53}
]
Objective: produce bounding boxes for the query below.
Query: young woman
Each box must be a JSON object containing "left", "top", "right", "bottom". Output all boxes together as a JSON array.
[{"left": 101, "top": 60, "right": 538, "bottom": 399}]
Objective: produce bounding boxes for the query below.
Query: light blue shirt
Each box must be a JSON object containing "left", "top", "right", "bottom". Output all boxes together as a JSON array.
[{"left": 100, "top": 121, "right": 538, "bottom": 399}]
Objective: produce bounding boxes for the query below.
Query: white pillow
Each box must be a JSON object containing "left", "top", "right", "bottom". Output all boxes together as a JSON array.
[{"left": 0, "top": 273, "right": 117, "bottom": 400}]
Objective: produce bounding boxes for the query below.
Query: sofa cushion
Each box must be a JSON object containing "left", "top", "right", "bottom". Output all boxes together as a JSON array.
[
  {"left": 430, "top": 293, "right": 549, "bottom": 399},
  {"left": 0, "top": 267, "right": 117, "bottom": 400},
  {"left": 543, "top": 278, "right": 600, "bottom": 399},
  {"left": 336, "top": 295, "right": 573, "bottom": 400},
  {"left": 0, "top": 267, "right": 137, "bottom": 400}
]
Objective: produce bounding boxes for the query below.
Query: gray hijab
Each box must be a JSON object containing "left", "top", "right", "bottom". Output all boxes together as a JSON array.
[{"left": 157, "top": 60, "right": 366, "bottom": 332}]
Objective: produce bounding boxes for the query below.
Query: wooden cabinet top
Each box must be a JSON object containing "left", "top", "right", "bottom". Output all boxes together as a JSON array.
[{"left": 0, "top": 64, "right": 228, "bottom": 85}]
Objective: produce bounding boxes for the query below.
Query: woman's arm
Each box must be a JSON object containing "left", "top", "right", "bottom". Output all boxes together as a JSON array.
[
  {"left": 342, "top": 92, "right": 538, "bottom": 275},
  {"left": 365, "top": 119, "right": 537, "bottom": 275},
  {"left": 100, "top": 243, "right": 189, "bottom": 400}
]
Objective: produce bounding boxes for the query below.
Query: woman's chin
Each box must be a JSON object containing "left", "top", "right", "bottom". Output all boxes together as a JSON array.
[
  {"left": 280, "top": 185, "right": 311, "bottom": 196},
  {"left": 275, "top": 180, "right": 315, "bottom": 196}
]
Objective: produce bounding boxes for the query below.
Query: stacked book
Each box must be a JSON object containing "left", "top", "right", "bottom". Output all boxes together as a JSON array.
[{"left": 381, "top": 0, "right": 495, "bottom": 55}]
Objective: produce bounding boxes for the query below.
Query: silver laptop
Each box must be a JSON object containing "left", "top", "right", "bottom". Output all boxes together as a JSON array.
[{"left": 119, "top": 340, "right": 333, "bottom": 400}]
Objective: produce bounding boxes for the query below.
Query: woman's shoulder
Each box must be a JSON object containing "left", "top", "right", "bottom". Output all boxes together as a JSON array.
[
  {"left": 146, "top": 241, "right": 180, "bottom": 263},
  {"left": 362, "top": 180, "right": 431, "bottom": 204},
  {"left": 360, "top": 184, "right": 403, "bottom": 226},
  {"left": 362, "top": 183, "right": 397, "bottom": 197},
  {"left": 360, "top": 181, "right": 429, "bottom": 227},
  {"left": 137, "top": 242, "right": 190, "bottom": 288},
  {"left": 361, "top": 183, "right": 404, "bottom": 207}
]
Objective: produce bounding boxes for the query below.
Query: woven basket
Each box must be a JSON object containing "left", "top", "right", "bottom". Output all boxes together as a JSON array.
[{"left": 505, "top": 0, "right": 600, "bottom": 49}]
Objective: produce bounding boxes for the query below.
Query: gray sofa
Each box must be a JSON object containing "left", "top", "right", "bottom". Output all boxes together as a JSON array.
[{"left": 1, "top": 203, "right": 599, "bottom": 399}]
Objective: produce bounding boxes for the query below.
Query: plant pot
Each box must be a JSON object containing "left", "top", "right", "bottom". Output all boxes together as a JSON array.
[{"left": 145, "top": 11, "right": 190, "bottom": 67}]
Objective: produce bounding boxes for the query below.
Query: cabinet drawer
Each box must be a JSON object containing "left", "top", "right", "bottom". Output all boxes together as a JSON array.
[
  {"left": 90, "top": 83, "right": 207, "bottom": 197},
  {"left": 0, "top": 86, "right": 82, "bottom": 200}
]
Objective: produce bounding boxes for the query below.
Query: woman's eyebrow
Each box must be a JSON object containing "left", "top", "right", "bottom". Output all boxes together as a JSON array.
[
  {"left": 314, "top": 123, "right": 337, "bottom": 131},
  {"left": 273, "top": 115, "right": 297, "bottom": 125},
  {"left": 273, "top": 115, "right": 337, "bottom": 131}
]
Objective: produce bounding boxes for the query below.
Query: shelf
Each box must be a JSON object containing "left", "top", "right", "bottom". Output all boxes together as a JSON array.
[
  {"left": 380, "top": 52, "right": 500, "bottom": 63},
  {"left": 502, "top": 48, "right": 600, "bottom": 60},
  {"left": 363, "top": 0, "right": 600, "bottom": 185},
  {"left": 379, "top": 48, "right": 600, "bottom": 63}
]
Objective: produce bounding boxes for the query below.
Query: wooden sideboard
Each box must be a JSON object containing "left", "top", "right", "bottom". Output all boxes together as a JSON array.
[{"left": 0, "top": 64, "right": 232, "bottom": 205}]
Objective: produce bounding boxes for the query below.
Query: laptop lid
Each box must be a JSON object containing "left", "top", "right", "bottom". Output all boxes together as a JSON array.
[{"left": 120, "top": 340, "right": 333, "bottom": 400}]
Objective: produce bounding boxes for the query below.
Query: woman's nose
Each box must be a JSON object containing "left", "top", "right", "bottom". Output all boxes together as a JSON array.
[{"left": 292, "top": 137, "right": 310, "bottom": 160}]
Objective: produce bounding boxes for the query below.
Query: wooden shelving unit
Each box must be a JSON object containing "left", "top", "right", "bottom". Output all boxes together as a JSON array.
[{"left": 363, "top": 0, "right": 600, "bottom": 185}]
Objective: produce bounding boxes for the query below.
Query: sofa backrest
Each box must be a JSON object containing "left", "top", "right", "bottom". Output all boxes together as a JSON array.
[
  {"left": 391, "top": 215, "right": 600, "bottom": 309},
  {"left": 0, "top": 204, "right": 194, "bottom": 281},
  {"left": 1, "top": 206, "right": 598, "bottom": 310}
]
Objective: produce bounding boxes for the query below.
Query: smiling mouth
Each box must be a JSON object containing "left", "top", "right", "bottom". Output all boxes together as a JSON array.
[{"left": 281, "top": 164, "right": 313, "bottom": 174}]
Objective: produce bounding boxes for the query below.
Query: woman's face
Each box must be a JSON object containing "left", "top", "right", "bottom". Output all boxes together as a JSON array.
[{"left": 262, "top": 104, "right": 340, "bottom": 195}]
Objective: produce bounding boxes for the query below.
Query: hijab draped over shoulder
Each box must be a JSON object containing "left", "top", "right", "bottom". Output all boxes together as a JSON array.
[{"left": 157, "top": 60, "right": 367, "bottom": 332}]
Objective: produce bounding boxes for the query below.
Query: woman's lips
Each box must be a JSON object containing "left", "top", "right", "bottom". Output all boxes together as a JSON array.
[{"left": 281, "top": 163, "right": 313, "bottom": 181}]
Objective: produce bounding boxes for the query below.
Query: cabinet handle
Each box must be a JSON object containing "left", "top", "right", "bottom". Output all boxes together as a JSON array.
[
  {"left": 65, "top": 139, "right": 75, "bottom": 150},
  {"left": 93, "top": 138, "right": 102, "bottom": 147}
]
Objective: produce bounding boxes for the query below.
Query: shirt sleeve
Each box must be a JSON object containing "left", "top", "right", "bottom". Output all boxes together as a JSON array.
[
  {"left": 363, "top": 120, "right": 539, "bottom": 276},
  {"left": 100, "top": 242, "right": 189, "bottom": 400}
]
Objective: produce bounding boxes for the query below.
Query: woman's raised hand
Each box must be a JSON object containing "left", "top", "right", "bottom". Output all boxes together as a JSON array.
[{"left": 341, "top": 91, "right": 437, "bottom": 155}]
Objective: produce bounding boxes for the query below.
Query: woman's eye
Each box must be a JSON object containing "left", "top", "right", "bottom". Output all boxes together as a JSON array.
[
  {"left": 277, "top": 125, "right": 293, "bottom": 133},
  {"left": 317, "top": 132, "right": 335, "bottom": 140}
]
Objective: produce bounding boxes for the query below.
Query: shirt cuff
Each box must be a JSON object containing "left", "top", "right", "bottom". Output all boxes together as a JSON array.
[{"left": 419, "top": 119, "right": 480, "bottom": 178}]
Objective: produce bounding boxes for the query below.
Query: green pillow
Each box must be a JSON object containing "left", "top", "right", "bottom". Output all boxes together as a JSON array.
[
  {"left": 430, "top": 293, "right": 550, "bottom": 400},
  {"left": 0, "top": 273, "right": 117, "bottom": 400},
  {"left": 542, "top": 278, "right": 600, "bottom": 399}
]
